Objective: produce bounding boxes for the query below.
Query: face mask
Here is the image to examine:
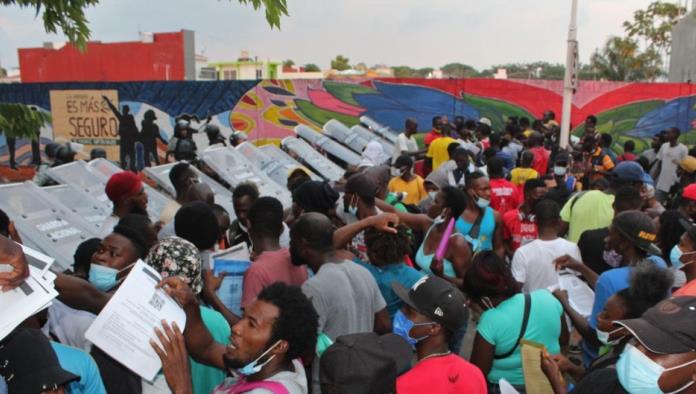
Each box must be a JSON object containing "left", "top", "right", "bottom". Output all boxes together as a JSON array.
[
  {"left": 348, "top": 204, "right": 358, "bottom": 217},
  {"left": 670, "top": 245, "right": 696, "bottom": 268},
  {"left": 617, "top": 343, "right": 696, "bottom": 394},
  {"left": 428, "top": 191, "right": 438, "bottom": 200},
  {"left": 476, "top": 197, "right": 490, "bottom": 209},
  {"left": 596, "top": 327, "right": 623, "bottom": 346},
  {"left": 236, "top": 340, "right": 281, "bottom": 376},
  {"left": 553, "top": 166, "right": 567, "bottom": 176},
  {"left": 481, "top": 296, "right": 495, "bottom": 310},
  {"left": 603, "top": 249, "right": 624, "bottom": 268},
  {"left": 238, "top": 222, "right": 248, "bottom": 234},
  {"left": 392, "top": 310, "right": 433, "bottom": 347},
  {"left": 89, "top": 264, "right": 118, "bottom": 292},
  {"left": 433, "top": 214, "right": 447, "bottom": 225}
]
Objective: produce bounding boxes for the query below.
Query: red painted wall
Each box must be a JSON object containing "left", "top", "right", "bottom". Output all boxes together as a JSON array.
[{"left": 19, "top": 32, "right": 186, "bottom": 82}]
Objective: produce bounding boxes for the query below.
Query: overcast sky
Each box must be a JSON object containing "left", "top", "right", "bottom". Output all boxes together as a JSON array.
[{"left": 0, "top": 0, "right": 688, "bottom": 71}]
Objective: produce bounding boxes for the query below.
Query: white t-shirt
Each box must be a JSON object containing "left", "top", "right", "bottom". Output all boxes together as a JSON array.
[
  {"left": 656, "top": 142, "right": 688, "bottom": 192},
  {"left": 392, "top": 133, "right": 418, "bottom": 162},
  {"left": 46, "top": 299, "right": 97, "bottom": 352},
  {"left": 511, "top": 238, "right": 582, "bottom": 292}
]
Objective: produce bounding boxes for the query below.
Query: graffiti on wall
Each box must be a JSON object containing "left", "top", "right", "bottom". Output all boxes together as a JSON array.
[{"left": 1, "top": 78, "right": 695, "bottom": 166}]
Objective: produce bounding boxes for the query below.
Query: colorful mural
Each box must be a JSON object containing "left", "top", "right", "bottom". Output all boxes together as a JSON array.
[{"left": 1, "top": 78, "right": 696, "bottom": 166}]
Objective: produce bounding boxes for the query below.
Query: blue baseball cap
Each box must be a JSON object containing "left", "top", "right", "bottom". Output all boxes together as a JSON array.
[{"left": 612, "top": 161, "right": 654, "bottom": 186}]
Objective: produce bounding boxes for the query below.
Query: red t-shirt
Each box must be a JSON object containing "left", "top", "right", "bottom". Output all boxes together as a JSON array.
[
  {"left": 397, "top": 354, "right": 487, "bottom": 394},
  {"left": 502, "top": 208, "right": 538, "bottom": 252},
  {"left": 530, "top": 146, "right": 550, "bottom": 175},
  {"left": 424, "top": 129, "right": 441, "bottom": 146},
  {"left": 241, "top": 248, "right": 308, "bottom": 308},
  {"left": 489, "top": 178, "right": 522, "bottom": 215}
]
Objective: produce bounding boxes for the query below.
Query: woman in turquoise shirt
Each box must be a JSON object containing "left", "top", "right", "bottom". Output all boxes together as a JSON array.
[
  {"left": 457, "top": 171, "right": 504, "bottom": 256},
  {"left": 377, "top": 186, "right": 472, "bottom": 353},
  {"left": 464, "top": 251, "right": 568, "bottom": 393}
]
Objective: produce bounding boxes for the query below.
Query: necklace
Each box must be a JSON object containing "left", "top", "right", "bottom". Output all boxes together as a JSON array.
[{"left": 420, "top": 351, "right": 451, "bottom": 362}]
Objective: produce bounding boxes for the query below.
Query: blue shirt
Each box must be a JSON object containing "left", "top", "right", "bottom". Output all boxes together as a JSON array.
[
  {"left": 51, "top": 341, "right": 107, "bottom": 394},
  {"left": 357, "top": 261, "right": 425, "bottom": 319},
  {"left": 496, "top": 150, "right": 515, "bottom": 173},
  {"left": 582, "top": 255, "right": 667, "bottom": 365},
  {"left": 456, "top": 207, "right": 496, "bottom": 252}
]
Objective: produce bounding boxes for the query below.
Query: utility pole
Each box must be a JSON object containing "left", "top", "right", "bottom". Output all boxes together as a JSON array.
[{"left": 560, "top": 0, "right": 579, "bottom": 149}]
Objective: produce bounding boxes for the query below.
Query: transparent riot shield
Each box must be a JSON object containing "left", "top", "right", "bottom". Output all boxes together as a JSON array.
[
  {"left": 359, "top": 115, "right": 398, "bottom": 144},
  {"left": 350, "top": 124, "right": 395, "bottom": 154},
  {"left": 201, "top": 146, "right": 291, "bottom": 208},
  {"left": 237, "top": 142, "right": 320, "bottom": 187},
  {"left": 0, "top": 182, "right": 98, "bottom": 271},
  {"left": 294, "top": 125, "right": 361, "bottom": 167},
  {"left": 85, "top": 158, "right": 173, "bottom": 220},
  {"left": 322, "top": 119, "right": 369, "bottom": 154},
  {"left": 43, "top": 184, "right": 111, "bottom": 232},
  {"left": 142, "top": 162, "right": 236, "bottom": 220},
  {"left": 280, "top": 137, "right": 345, "bottom": 182}
]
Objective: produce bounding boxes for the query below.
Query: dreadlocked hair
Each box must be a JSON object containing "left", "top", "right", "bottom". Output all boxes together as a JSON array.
[
  {"left": 616, "top": 260, "right": 673, "bottom": 319},
  {"left": 364, "top": 224, "right": 412, "bottom": 265},
  {"left": 463, "top": 250, "right": 520, "bottom": 301}
]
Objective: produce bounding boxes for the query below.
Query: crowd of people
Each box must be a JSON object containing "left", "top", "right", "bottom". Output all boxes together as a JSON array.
[{"left": 2, "top": 110, "right": 696, "bottom": 394}]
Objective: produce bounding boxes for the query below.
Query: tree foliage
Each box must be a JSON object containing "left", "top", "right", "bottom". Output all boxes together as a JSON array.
[
  {"left": 0, "top": 103, "right": 51, "bottom": 139},
  {"left": 622, "top": 1, "right": 686, "bottom": 60},
  {"left": 441, "top": 63, "right": 478, "bottom": 78},
  {"left": 1, "top": 0, "right": 289, "bottom": 49},
  {"left": 331, "top": 55, "right": 351, "bottom": 71},
  {"left": 392, "top": 66, "right": 434, "bottom": 78},
  {"left": 590, "top": 36, "right": 663, "bottom": 81},
  {"left": 282, "top": 59, "right": 295, "bottom": 68},
  {"left": 303, "top": 63, "right": 321, "bottom": 72}
]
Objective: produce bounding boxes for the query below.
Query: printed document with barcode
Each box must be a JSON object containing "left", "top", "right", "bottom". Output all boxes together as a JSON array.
[{"left": 85, "top": 260, "right": 186, "bottom": 381}]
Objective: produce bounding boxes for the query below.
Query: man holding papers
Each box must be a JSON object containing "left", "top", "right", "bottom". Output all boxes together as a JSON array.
[{"left": 152, "top": 278, "right": 318, "bottom": 394}]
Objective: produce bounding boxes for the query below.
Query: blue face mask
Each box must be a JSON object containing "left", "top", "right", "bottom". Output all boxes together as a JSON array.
[
  {"left": 671, "top": 245, "right": 684, "bottom": 268},
  {"left": 348, "top": 204, "right": 358, "bottom": 217},
  {"left": 88, "top": 264, "right": 118, "bottom": 292},
  {"left": 616, "top": 343, "right": 696, "bottom": 394},
  {"left": 392, "top": 310, "right": 433, "bottom": 347},
  {"left": 476, "top": 197, "right": 490, "bottom": 209},
  {"left": 236, "top": 340, "right": 281, "bottom": 376}
]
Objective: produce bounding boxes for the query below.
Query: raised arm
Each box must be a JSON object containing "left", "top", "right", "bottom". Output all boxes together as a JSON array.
[
  {"left": 333, "top": 213, "right": 398, "bottom": 250},
  {"left": 102, "top": 96, "right": 122, "bottom": 121},
  {"left": 55, "top": 273, "right": 111, "bottom": 315},
  {"left": 158, "top": 276, "right": 227, "bottom": 369}
]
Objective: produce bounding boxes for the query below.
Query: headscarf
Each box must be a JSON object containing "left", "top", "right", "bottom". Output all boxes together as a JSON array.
[
  {"left": 146, "top": 237, "right": 202, "bottom": 295},
  {"left": 359, "top": 141, "right": 389, "bottom": 168},
  {"left": 105, "top": 171, "right": 142, "bottom": 203},
  {"left": 425, "top": 169, "right": 449, "bottom": 190}
]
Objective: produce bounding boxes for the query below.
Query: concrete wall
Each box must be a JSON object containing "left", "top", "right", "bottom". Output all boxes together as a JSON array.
[{"left": 669, "top": 12, "right": 696, "bottom": 82}]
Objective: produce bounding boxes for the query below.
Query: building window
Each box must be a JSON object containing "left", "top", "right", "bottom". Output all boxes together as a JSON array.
[
  {"left": 223, "top": 70, "right": 237, "bottom": 80},
  {"left": 255, "top": 69, "right": 263, "bottom": 79}
]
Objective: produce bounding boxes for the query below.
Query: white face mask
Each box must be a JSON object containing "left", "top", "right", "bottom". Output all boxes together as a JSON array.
[
  {"left": 596, "top": 327, "right": 623, "bottom": 346},
  {"left": 617, "top": 343, "right": 696, "bottom": 394},
  {"left": 428, "top": 191, "right": 438, "bottom": 200},
  {"left": 553, "top": 166, "right": 567, "bottom": 176}
]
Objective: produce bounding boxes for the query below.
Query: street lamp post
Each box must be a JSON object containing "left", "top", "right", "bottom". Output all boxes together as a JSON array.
[{"left": 560, "top": 0, "right": 579, "bottom": 149}]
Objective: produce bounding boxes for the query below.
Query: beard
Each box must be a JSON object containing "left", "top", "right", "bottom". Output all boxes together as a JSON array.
[{"left": 222, "top": 352, "right": 246, "bottom": 370}]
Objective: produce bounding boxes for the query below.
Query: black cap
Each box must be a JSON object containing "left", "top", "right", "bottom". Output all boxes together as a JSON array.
[
  {"left": 615, "top": 296, "right": 696, "bottom": 354},
  {"left": 392, "top": 276, "right": 467, "bottom": 332},
  {"left": 320, "top": 332, "right": 412, "bottom": 394},
  {"left": 612, "top": 211, "right": 661, "bottom": 256},
  {"left": 680, "top": 218, "right": 696, "bottom": 244},
  {"left": 0, "top": 328, "right": 79, "bottom": 392}
]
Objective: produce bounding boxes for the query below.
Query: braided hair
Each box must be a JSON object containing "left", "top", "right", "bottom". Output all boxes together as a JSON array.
[
  {"left": 463, "top": 250, "right": 520, "bottom": 302},
  {"left": 364, "top": 224, "right": 412, "bottom": 266}
]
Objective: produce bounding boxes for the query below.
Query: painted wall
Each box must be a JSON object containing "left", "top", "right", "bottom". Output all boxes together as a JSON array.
[{"left": 1, "top": 78, "right": 696, "bottom": 166}]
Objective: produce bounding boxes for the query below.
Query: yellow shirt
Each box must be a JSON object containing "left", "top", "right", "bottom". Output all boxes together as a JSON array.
[
  {"left": 426, "top": 137, "right": 456, "bottom": 170},
  {"left": 510, "top": 167, "right": 539, "bottom": 186},
  {"left": 388, "top": 175, "right": 427, "bottom": 205}
]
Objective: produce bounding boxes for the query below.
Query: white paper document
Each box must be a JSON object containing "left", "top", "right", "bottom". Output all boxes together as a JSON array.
[
  {"left": 85, "top": 260, "right": 186, "bottom": 382},
  {"left": 0, "top": 264, "right": 58, "bottom": 340},
  {"left": 558, "top": 272, "right": 595, "bottom": 318}
]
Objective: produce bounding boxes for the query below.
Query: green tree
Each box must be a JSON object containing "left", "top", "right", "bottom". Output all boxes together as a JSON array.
[
  {"left": 282, "top": 59, "right": 295, "bottom": 68},
  {"left": 441, "top": 63, "right": 478, "bottom": 78},
  {"left": 622, "top": 1, "right": 686, "bottom": 70},
  {"left": 330, "top": 55, "right": 351, "bottom": 71},
  {"left": 1, "top": 0, "right": 288, "bottom": 49},
  {"left": 590, "top": 36, "right": 663, "bottom": 81},
  {"left": 0, "top": 67, "right": 6, "bottom": 78},
  {"left": 391, "top": 66, "right": 417, "bottom": 77},
  {"left": 414, "top": 67, "right": 434, "bottom": 78},
  {"left": 303, "top": 63, "right": 321, "bottom": 72},
  {"left": 0, "top": 103, "right": 51, "bottom": 139}
]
